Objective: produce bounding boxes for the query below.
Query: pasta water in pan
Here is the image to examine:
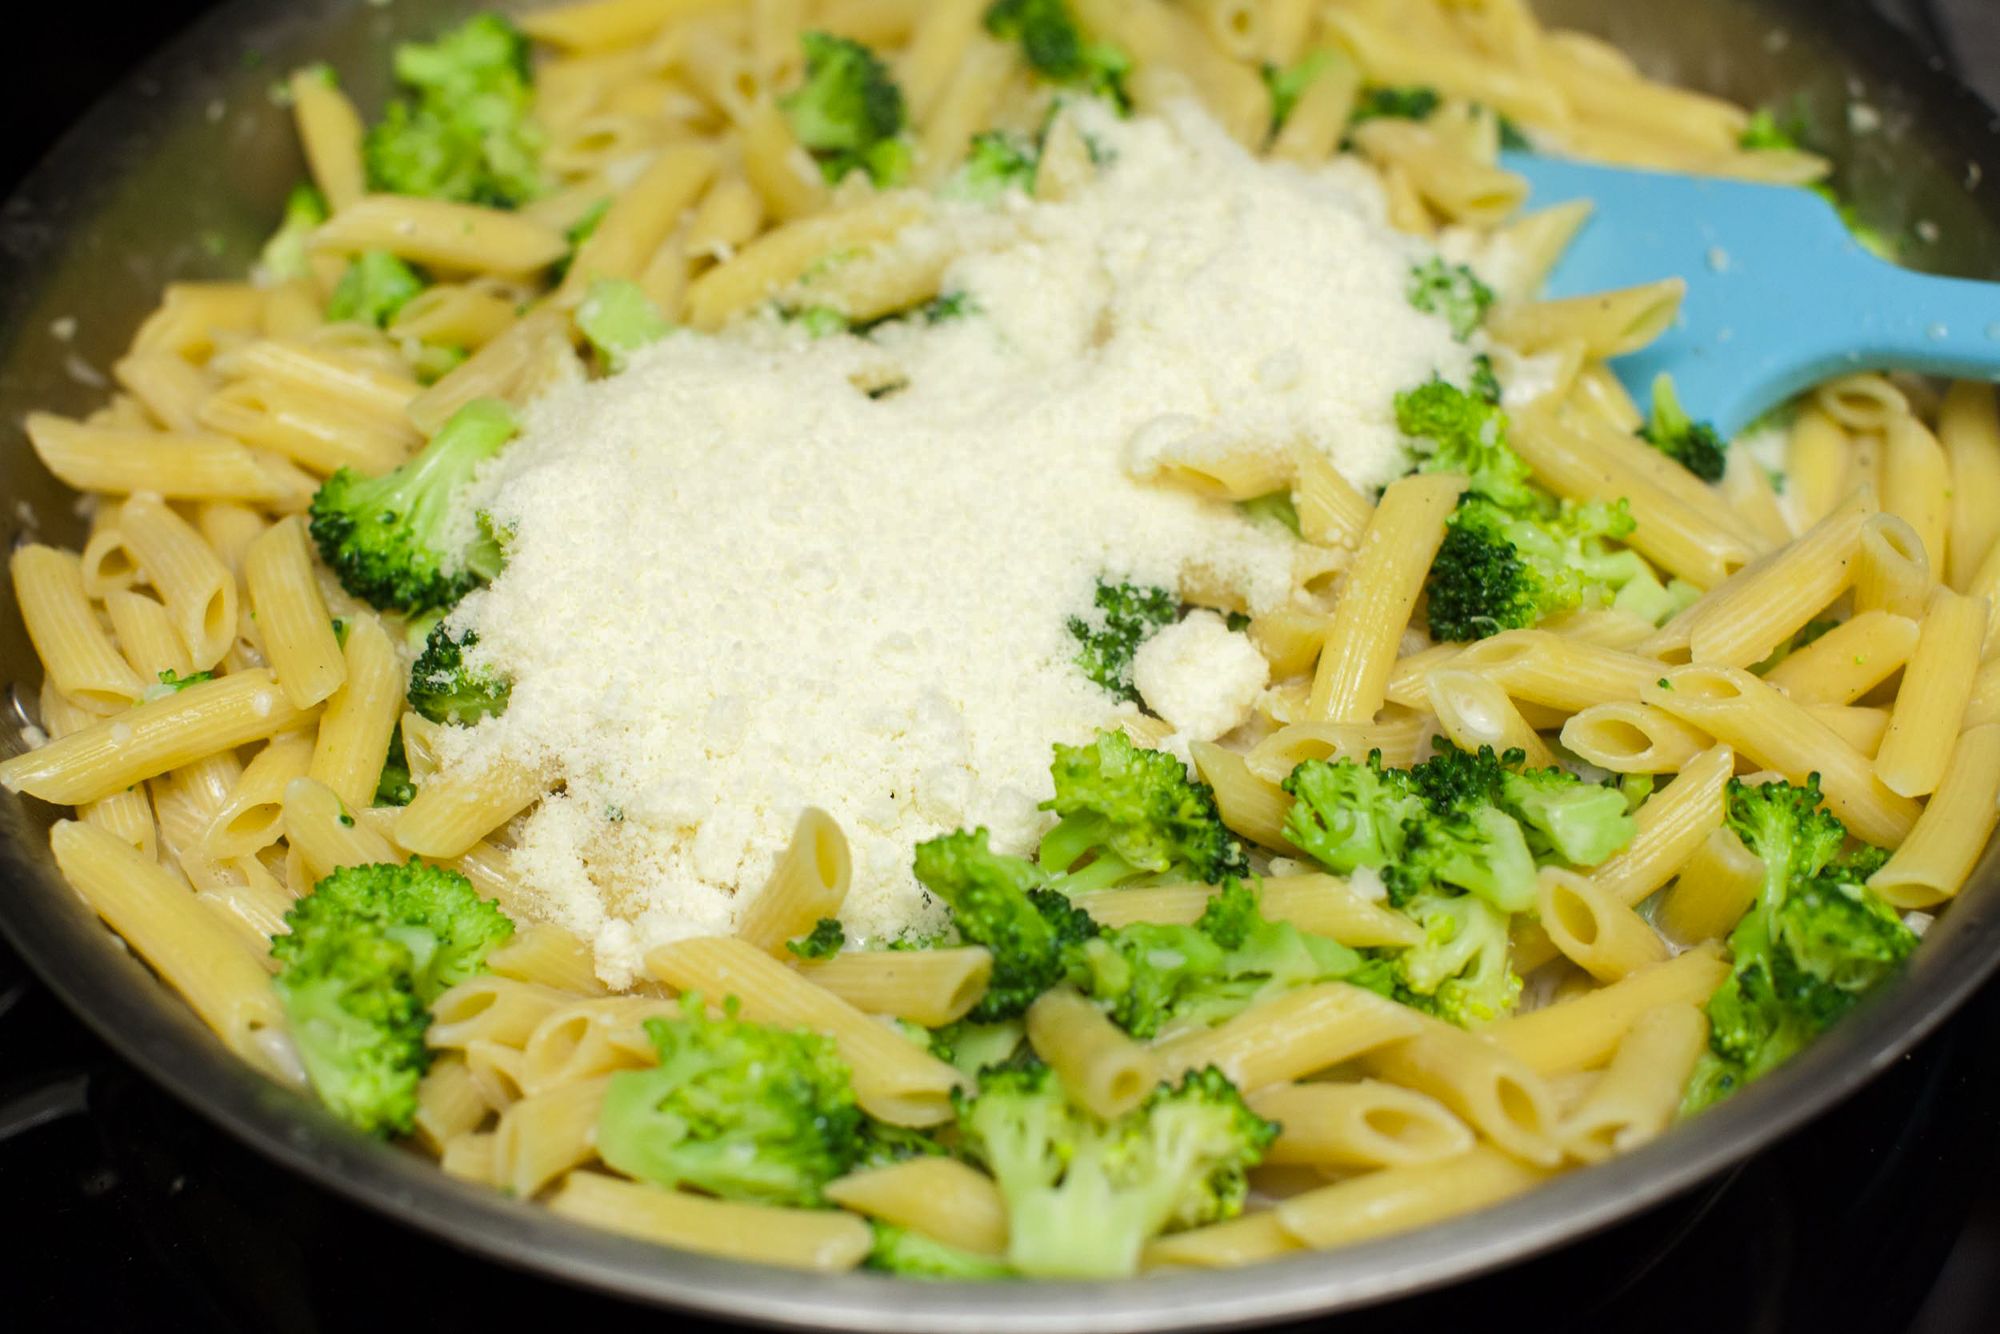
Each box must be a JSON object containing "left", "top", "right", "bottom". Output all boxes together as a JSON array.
[{"left": 5, "top": 0, "right": 1997, "bottom": 1281}]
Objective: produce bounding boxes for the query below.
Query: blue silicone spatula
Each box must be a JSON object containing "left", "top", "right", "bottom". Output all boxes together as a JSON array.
[{"left": 1498, "top": 150, "right": 2000, "bottom": 436}]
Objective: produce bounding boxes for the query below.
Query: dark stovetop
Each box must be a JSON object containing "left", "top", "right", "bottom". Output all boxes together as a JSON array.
[{"left": 3, "top": 3, "right": 2000, "bottom": 1332}]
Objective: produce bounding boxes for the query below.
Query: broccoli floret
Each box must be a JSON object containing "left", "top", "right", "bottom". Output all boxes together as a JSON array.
[
  {"left": 596, "top": 995, "right": 862, "bottom": 1205},
  {"left": 1069, "top": 880, "right": 1360, "bottom": 1038},
  {"left": 1406, "top": 258, "right": 1495, "bottom": 341},
  {"left": 362, "top": 14, "right": 544, "bottom": 208},
  {"left": 1499, "top": 763, "right": 1639, "bottom": 866},
  {"left": 1398, "top": 378, "right": 1537, "bottom": 512},
  {"left": 912, "top": 829, "right": 1099, "bottom": 1021},
  {"left": 576, "top": 278, "right": 672, "bottom": 373},
  {"left": 1281, "top": 750, "right": 1426, "bottom": 879},
  {"left": 954, "top": 1062, "right": 1275, "bottom": 1278},
  {"left": 1350, "top": 85, "right": 1442, "bottom": 129},
  {"left": 867, "top": 1223, "right": 1015, "bottom": 1279},
  {"left": 781, "top": 32, "right": 911, "bottom": 186},
  {"left": 1425, "top": 494, "right": 1651, "bottom": 641},
  {"left": 309, "top": 398, "right": 518, "bottom": 615},
  {"left": 1725, "top": 776, "right": 1850, "bottom": 915},
  {"left": 1410, "top": 740, "right": 1635, "bottom": 871},
  {"left": 1065, "top": 578, "right": 1176, "bottom": 703},
  {"left": 1285, "top": 744, "right": 1601, "bottom": 915},
  {"left": 983, "top": 0, "right": 1131, "bottom": 110},
  {"left": 786, "top": 917, "right": 846, "bottom": 960},
  {"left": 407, "top": 620, "right": 512, "bottom": 725},
  {"left": 952, "top": 130, "right": 1039, "bottom": 201},
  {"left": 374, "top": 725, "right": 416, "bottom": 807},
  {"left": 1361, "top": 888, "right": 1521, "bottom": 1025},
  {"left": 1692, "top": 778, "right": 1916, "bottom": 1101},
  {"left": 1038, "top": 730, "right": 1249, "bottom": 892},
  {"left": 1639, "top": 373, "right": 1728, "bottom": 483},
  {"left": 271, "top": 857, "right": 514, "bottom": 1135},
  {"left": 270, "top": 931, "right": 432, "bottom": 1137},
  {"left": 1264, "top": 51, "right": 1336, "bottom": 135},
  {"left": 327, "top": 250, "right": 426, "bottom": 328},
  {"left": 259, "top": 182, "right": 328, "bottom": 282}
]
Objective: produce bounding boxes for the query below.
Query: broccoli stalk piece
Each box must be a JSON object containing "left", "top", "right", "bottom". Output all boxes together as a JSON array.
[
  {"left": 912, "top": 829, "right": 1100, "bottom": 1021},
  {"left": 1398, "top": 378, "right": 1538, "bottom": 512},
  {"left": 596, "top": 995, "right": 863, "bottom": 1205},
  {"left": 576, "top": 278, "right": 672, "bottom": 372},
  {"left": 1406, "top": 258, "right": 1495, "bottom": 341},
  {"left": 786, "top": 917, "right": 846, "bottom": 960},
  {"left": 1069, "top": 880, "right": 1360, "bottom": 1038},
  {"left": 259, "top": 182, "right": 328, "bottom": 282},
  {"left": 780, "top": 32, "right": 911, "bottom": 186},
  {"left": 867, "top": 1223, "right": 1016, "bottom": 1279},
  {"left": 1687, "top": 778, "right": 1916, "bottom": 1108},
  {"left": 271, "top": 857, "right": 514, "bottom": 1135},
  {"left": 309, "top": 398, "right": 518, "bottom": 615},
  {"left": 928, "top": 1017, "right": 1028, "bottom": 1078},
  {"left": 1065, "top": 578, "right": 1176, "bottom": 703},
  {"left": 363, "top": 14, "right": 545, "bottom": 208},
  {"left": 408, "top": 620, "right": 513, "bottom": 725},
  {"left": 1037, "top": 730, "right": 1250, "bottom": 892},
  {"left": 952, "top": 130, "right": 1040, "bottom": 202},
  {"left": 1639, "top": 373, "right": 1728, "bottom": 483},
  {"left": 983, "top": 0, "right": 1131, "bottom": 110},
  {"left": 955, "top": 1063, "right": 1276, "bottom": 1278},
  {"left": 327, "top": 250, "right": 427, "bottom": 328}
]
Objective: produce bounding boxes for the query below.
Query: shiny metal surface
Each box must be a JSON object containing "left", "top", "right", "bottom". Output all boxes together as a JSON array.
[{"left": 0, "top": 2, "right": 1995, "bottom": 1329}]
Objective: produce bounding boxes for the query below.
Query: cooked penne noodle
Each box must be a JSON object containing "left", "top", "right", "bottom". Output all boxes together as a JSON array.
[
  {"left": 1427, "top": 669, "right": 1556, "bottom": 768},
  {"left": 1536, "top": 867, "right": 1668, "bottom": 983},
  {"left": 394, "top": 759, "right": 547, "bottom": 860},
  {"left": 734, "top": 808, "right": 853, "bottom": 953},
  {"left": 1074, "top": 874, "right": 1422, "bottom": 950},
  {"left": 1677, "top": 502, "right": 1866, "bottom": 669},
  {"left": 243, "top": 517, "right": 345, "bottom": 708},
  {"left": 1643, "top": 668, "right": 1918, "bottom": 847},
  {"left": 1487, "top": 944, "right": 1729, "bottom": 1076},
  {"left": 1559, "top": 1004, "right": 1707, "bottom": 1163},
  {"left": 1763, "top": 610, "right": 1920, "bottom": 705},
  {"left": 548, "top": 1171, "right": 872, "bottom": 1271},
  {"left": 1852, "top": 512, "right": 1936, "bottom": 618},
  {"left": 1559, "top": 702, "right": 1711, "bottom": 773},
  {"left": 1361, "top": 1019, "right": 1562, "bottom": 1166},
  {"left": 1874, "top": 588, "right": 1986, "bottom": 798},
  {"left": 1309, "top": 471, "right": 1465, "bottom": 722},
  {"left": 798, "top": 947, "right": 993, "bottom": 1027},
  {"left": 1251, "top": 1080, "right": 1475, "bottom": 1169},
  {"left": 306, "top": 615, "right": 403, "bottom": 809},
  {"left": 1026, "top": 986, "right": 1160, "bottom": 1120},
  {"left": 1881, "top": 414, "right": 1951, "bottom": 573},
  {"left": 12, "top": 545, "right": 146, "bottom": 713},
  {"left": 1154, "top": 983, "right": 1425, "bottom": 1092},
  {"left": 51, "top": 821, "right": 293, "bottom": 1076},
  {"left": 0, "top": 670, "right": 316, "bottom": 806},
  {"left": 488, "top": 922, "right": 611, "bottom": 996},
  {"left": 313, "top": 195, "right": 569, "bottom": 274},
  {"left": 282, "top": 776, "right": 396, "bottom": 882},
  {"left": 825, "top": 1156, "right": 1009, "bottom": 1256},
  {"left": 1940, "top": 382, "right": 2000, "bottom": 589},
  {"left": 1870, "top": 724, "right": 2000, "bottom": 909},
  {"left": 1275, "top": 1146, "right": 1549, "bottom": 1251},
  {"left": 491, "top": 1076, "right": 612, "bottom": 1197},
  {"left": 1654, "top": 824, "right": 1768, "bottom": 946}
]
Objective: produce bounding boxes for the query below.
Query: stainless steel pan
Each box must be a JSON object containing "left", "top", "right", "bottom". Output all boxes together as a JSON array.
[{"left": 1, "top": 2, "right": 1996, "bottom": 1328}]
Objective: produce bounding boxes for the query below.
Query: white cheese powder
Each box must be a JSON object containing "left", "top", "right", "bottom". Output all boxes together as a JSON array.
[
  {"left": 1131, "top": 611, "right": 1269, "bottom": 746},
  {"left": 445, "top": 103, "right": 1468, "bottom": 985}
]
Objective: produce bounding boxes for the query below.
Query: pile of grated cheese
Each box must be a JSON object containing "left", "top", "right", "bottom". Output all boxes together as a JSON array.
[{"left": 442, "top": 103, "right": 1470, "bottom": 986}]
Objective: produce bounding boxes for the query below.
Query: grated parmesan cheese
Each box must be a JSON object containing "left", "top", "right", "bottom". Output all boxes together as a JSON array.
[
  {"left": 446, "top": 102, "right": 1468, "bottom": 985},
  {"left": 1131, "top": 611, "right": 1269, "bottom": 747}
]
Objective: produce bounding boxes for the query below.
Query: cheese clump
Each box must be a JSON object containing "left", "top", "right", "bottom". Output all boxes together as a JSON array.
[{"left": 442, "top": 102, "right": 1468, "bottom": 985}]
